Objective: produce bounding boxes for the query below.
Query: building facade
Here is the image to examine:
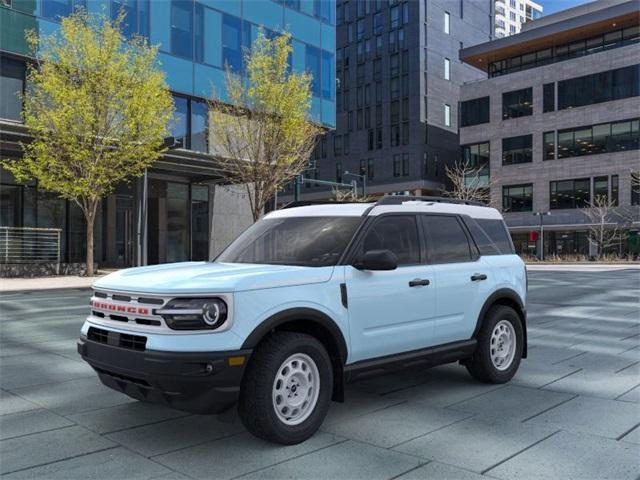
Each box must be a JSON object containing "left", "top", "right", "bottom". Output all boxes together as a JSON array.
[
  {"left": 0, "top": 0, "right": 335, "bottom": 270},
  {"left": 283, "top": 0, "right": 492, "bottom": 201},
  {"left": 459, "top": 0, "right": 639, "bottom": 258},
  {"left": 493, "top": 0, "right": 542, "bottom": 38}
]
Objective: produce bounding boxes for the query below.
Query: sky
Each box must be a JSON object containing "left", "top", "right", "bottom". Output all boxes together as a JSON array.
[{"left": 540, "top": 0, "right": 593, "bottom": 15}]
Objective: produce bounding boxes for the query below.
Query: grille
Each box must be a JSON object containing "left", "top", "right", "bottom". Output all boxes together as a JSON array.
[
  {"left": 91, "top": 290, "right": 167, "bottom": 328},
  {"left": 87, "top": 327, "right": 147, "bottom": 351}
]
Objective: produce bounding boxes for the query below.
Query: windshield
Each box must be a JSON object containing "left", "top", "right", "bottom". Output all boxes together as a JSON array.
[{"left": 216, "top": 216, "right": 362, "bottom": 267}]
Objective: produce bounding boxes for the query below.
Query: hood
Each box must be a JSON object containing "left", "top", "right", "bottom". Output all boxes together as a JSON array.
[{"left": 93, "top": 262, "right": 335, "bottom": 294}]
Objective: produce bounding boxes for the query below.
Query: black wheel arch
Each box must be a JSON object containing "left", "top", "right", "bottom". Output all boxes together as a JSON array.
[
  {"left": 241, "top": 308, "right": 348, "bottom": 402},
  {"left": 473, "top": 289, "right": 528, "bottom": 358}
]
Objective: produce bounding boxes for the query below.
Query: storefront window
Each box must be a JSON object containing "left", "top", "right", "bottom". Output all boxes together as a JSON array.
[
  {"left": 190, "top": 99, "right": 208, "bottom": 153},
  {"left": 191, "top": 185, "right": 209, "bottom": 261},
  {"left": 0, "top": 57, "right": 25, "bottom": 121},
  {"left": 170, "top": 95, "right": 188, "bottom": 148},
  {"left": 166, "top": 182, "right": 189, "bottom": 263}
]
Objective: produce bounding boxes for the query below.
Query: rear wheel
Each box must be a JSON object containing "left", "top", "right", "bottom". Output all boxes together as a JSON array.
[
  {"left": 466, "top": 305, "right": 523, "bottom": 383},
  {"left": 238, "top": 331, "right": 333, "bottom": 444}
]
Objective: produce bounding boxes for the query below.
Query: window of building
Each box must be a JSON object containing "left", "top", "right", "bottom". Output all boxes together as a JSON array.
[
  {"left": 423, "top": 216, "right": 472, "bottom": 263},
  {"left": 444, "top": 11, "right": 450, "bottom": 34},
  {"left": 594, "top": 175, "right": 608, "bottom": 202},
  {"left": 0, "top": 56, "right": 25, "bottom": 121},
  {"left": 112, "top": 0, "right": 149, "bottom": 38},
  {"left": 444, "top": 58, "right": 450, "bottom": 80},
  {"left": 557, "top": 118, "right": 640, "bottom": 158},
  {"left": 502, "top": 134, "right": 532, "bottom": 165},
  {"left": 632, "top": 172, "right": 640, "bottom": 206},
  {"left": 390, "top": 54, "right": 400, "bottom": 76},
  {"left": 190, "top": 99, "right": 208, "bottom": 153},
  {"left": 367, "top": 158, "right": 374, "bottom": 179},
  {"left": 356, "top": 18, "right": 365, "bottom": 40},
  {"left": 305, "top": 45, "right": 322, "bottom": 97},
  {"left": 461, "top": 142, "right": 490, "bottom": 184},
  {"left": 402, "top": 153, "right": 409, "bottom": 176},
  {"left": 170, "top": 95, "right": 189, "bottom": 148},
  {"left": 321, "top": 50, "right": 334, "bottom": 100},
  {"left": 393, "top": 154, "right": 401, "bottom": 176},
  {"left": 390, "top": 100, "right": 400, "bottom": 123},
  {"left": 374, "top": 12, "right": 383, "bottom": 34},
  {"left": 502, "top": 87, "right": 532, "bottom": 119},
  {"left": 376, "top": 128, "right": 383, "bottom": 149},
  {"left": 343, "top": 133, "right": 350, "bottom": 155},
  {"left": 361, "top": 216, "right": 420, "bottom": 265},
  {"left": 558, "top": 64, "right": 640, "bottom": 110},
  {"left": 611, "top": 175, "right": 619, "bottom": 206},
  {"left": 334, "top": 135, "right": 342, "bottom": 156},
  {"left": 550, "top": 178, "right": 591, "bottom": 209},
  {"left": 373, "top": 58, "right": 382, "bottom": 80},
  {"left": 543, "top": 131, "right": 555, "bottom": 160},
  {"left": 336, "top": 161, "right": 342, "bottom": 183},
  {"left": 171, "top": 0, "right": 194, "bottom": 59},
  {"left": 444, "top": 104, "right": 451, "bottom": 127},
  {"left": 460, "top": 96, "right": 489, "bottom": 127},
  {"left": 391, "top": 125, "right": 400, "bottom": 146},
  {"left": 41, "top": 0, "right": 86, "bottom": 20},
  {"left": 390, "top": 5, "right": 400, "bottom": 29},
  {"left": 503, "top": 184, "right": 533, "bottom": 212},
  {"left": 489, "top": 27, "right": 640, "bottom": 78},
  {"left": 221, "top": 13, "right": 241, "bottom": 70},
  {"left": 368, "top": 129, "right": 374, "bottom": 150},
  {"left": 390, "top": 78, "right": 400, "bottom": 99},
  {"left": 357, "top": 109, "right": 363, "bottom": 129},
  {"left": 543, "top": 82, "right": 555, "bottom": 113}
]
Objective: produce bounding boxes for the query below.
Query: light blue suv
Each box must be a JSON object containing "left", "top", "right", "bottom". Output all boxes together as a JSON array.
[{"left": 78, "top": 196, "right": 527, "bottom": 444}]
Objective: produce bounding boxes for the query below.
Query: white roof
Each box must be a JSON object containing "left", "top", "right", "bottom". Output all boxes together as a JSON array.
[{"left": 266, "top": 199, "right": 503, "bottom": 220}]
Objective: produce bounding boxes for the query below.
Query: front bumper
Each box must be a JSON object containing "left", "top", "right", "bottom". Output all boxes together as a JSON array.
[{"left": 78, "top": 337, "right": 252, "bottom": 414}]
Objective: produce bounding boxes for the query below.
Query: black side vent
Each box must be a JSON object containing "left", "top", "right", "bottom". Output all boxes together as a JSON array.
[
  {"left": 137, "top": 297, "right": 164, "bottom": 305},
  {"left": 87, "top": 327, "right": 147, "bottom": 351}
]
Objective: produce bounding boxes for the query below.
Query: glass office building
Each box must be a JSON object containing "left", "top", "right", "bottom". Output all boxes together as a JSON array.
[{"left": 0, "top": 0, "right": 335, "bottom": 269}]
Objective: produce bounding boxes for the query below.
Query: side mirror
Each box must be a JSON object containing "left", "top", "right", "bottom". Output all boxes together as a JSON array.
[{"left": 353, "top": 249, "right": 398, "bottom": 271}]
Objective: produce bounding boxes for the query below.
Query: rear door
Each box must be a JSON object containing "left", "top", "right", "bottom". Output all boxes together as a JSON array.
[
  {"left": 345, "top": 214, "right": 437, "bottom": 362},
  {"left": 421, "top": 215, "right": 495, "bottom": 345}
]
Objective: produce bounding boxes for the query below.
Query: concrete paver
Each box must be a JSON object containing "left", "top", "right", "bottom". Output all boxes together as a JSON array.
[
  {"left": 1, "top": 267, "right": 639, "bottom": 479},
  {"left": 487, "top": 430, "right": 640, "bottom": 480}
]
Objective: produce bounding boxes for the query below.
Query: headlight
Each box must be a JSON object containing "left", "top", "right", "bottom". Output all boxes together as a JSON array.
[{"left": 156, "top": 298, "right": 228, "bottom": 330}]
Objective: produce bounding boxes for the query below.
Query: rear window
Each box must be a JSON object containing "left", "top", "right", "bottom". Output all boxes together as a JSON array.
[
  {"left": 422, "top": 215, "right": 473, "bottom": 263},
  {"left": 471, "top": 218, "right": 514, "bottom": 255}
]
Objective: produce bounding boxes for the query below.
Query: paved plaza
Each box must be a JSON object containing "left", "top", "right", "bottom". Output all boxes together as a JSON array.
[{"left": 0, "top": 266, "right": 639, "bottom": 479}]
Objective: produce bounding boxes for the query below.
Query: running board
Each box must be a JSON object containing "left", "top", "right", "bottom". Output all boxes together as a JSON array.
[{"left": 344, "top": 339, "right": 477, "bottom": 383}]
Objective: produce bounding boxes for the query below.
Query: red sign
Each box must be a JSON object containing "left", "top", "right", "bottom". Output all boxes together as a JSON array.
[{"left": 529, "top": 231, "right": 539, "bottom": 242}]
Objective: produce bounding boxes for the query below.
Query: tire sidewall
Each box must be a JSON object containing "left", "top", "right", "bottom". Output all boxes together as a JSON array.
[
  {"left": 480, "top": 306, "right": 523, "bottom": 383},
  {"left": 251, "top": 334, "right": 333, "bottom": 443}
]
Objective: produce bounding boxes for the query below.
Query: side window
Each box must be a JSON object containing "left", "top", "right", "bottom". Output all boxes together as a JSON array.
[
  {"left": 463, "top": 218, "right": 500, "bottom": 256},
  {"left": 476, "top": 219, "right": 514, "bottom": 254},
  {"left": 422, "top": 215, "right": 472, "bottom": 263},
  {"left": 360, "top": 215, "right": 420, "bottom": 265}
]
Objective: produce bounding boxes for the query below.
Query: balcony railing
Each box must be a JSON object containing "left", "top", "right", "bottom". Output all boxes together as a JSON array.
[{"left": 0, "top": 227, "right": 62, "bottom": 270}]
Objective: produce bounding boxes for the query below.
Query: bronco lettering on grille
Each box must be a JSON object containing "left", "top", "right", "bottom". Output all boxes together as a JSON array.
[{"left": 91, "top": 300, "right": 150, "bottom": 316}]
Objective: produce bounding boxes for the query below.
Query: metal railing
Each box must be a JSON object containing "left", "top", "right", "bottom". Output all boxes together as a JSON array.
[{"left": 0, "top": 227, "right": 62, "bottom": 269}]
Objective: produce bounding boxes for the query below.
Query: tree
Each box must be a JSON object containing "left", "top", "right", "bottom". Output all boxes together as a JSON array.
[
  {"left": 208, "top": 31, "right": 320, "bottom": 222},
  {"left": 583, "top": 194, "right": 625, "bottom": 258},
  {"left": 444, "top": 160, "right": 492, "bottom": 205},
  {"left": 3, "top": 12, "right": 173, "bottom": 275}
]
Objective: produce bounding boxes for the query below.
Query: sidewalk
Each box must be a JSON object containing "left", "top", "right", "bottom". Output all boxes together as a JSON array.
[
  {"left": 526, "top": 263, "right": 640, "bottom": 271},
  {"left": 0, "top": 272, "right": 112, "bottom": 293}
]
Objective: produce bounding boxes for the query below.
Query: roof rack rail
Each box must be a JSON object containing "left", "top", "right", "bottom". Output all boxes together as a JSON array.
[
  {"left": 281, "top": 200, "right": 373, "bottom": 209},
  {"left": 375, "top": 195, "right": 486, "bottom": 207}
]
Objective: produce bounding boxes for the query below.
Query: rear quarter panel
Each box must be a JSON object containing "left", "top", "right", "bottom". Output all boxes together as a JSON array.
[{"left": 482, "top": 254, "right": 527, "bottom": 306}]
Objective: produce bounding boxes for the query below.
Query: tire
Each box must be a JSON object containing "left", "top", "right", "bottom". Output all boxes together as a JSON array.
[
  {"left": 466, "top": 305, "right": 523, "bottom": 384},
  {"left": 238, "top": 331, "right": 333, "bottom": 445}
]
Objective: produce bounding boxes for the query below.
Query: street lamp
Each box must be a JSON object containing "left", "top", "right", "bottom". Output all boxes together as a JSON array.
[
  {"left": 533, "top": 211, "right": 550, "bottom": 261},
  {"left": 343, "top": 171, "right": 367, "bottom": 197}
]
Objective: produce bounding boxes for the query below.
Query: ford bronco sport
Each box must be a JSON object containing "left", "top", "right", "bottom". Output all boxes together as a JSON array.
[{"left": 78, "top": 196, "right": 527, "bottom": 444}]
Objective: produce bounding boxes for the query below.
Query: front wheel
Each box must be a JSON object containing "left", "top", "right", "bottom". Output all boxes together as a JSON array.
[
  {"left": 238, "top": 331, "right": 333, "bottom": 445},
  {"left": 466, "top": 305, "right": 523, "bottom": 384}
]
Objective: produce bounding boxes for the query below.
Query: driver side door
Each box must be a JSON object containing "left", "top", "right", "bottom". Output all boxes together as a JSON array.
[{"left": 345, "top": 214, "right": 437, "bottom": 363}]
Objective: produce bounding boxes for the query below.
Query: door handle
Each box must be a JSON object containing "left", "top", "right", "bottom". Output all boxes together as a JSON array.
[
  {"left": 409, "top": 278, "right": 430, "bottom": 287},
  {"left": 471, "top": 273, "right": 488, "bottom": 281}
]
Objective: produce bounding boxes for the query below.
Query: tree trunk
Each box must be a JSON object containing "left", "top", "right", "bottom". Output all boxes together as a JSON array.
[{"left": 86, "top": 214, "right": 95, "bottom": 276}]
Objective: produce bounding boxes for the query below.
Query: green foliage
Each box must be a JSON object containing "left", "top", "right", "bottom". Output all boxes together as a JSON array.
[
  {"left": 5, "top": 11, "right": 173, "bottom": 204},
  {"left": 3, "top": 11, "right": 174, "bottom": 274},
  {"left": 209, "top": 31, "right": 321, "bottom": 221}
]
